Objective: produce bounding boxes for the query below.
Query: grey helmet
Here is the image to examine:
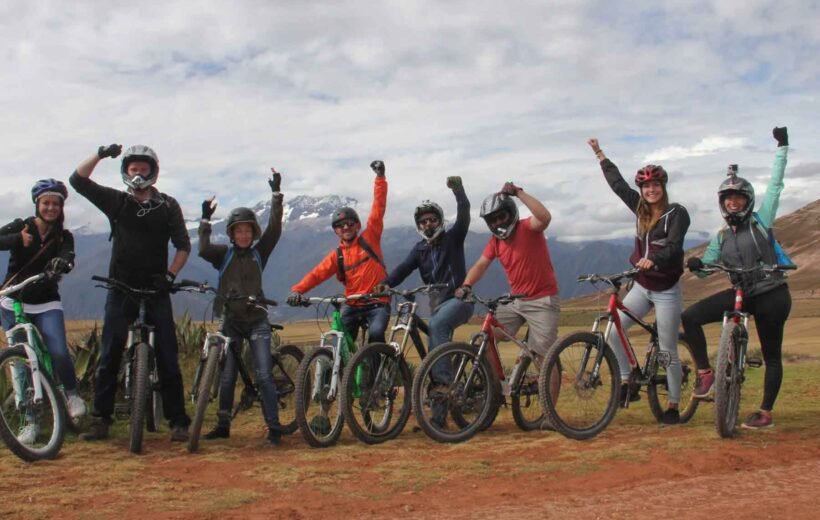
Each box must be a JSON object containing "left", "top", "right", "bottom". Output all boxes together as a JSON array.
[
  {"left": 479, "top": 193, "right": 519, "bottom": 239},
  {"left": 414, "top": 200, "right": 444, "bottom": 242},
  {"left": 718, "top": 172, "right": 755, "bottom": 226},
  {"left": 330, "top": 206, "right": 360, "bottom": 228},
  {"left": 226, "top": 207, "right": 261, "bottom": 242},
  {"left": 121, "top": 145, "right": 159, "bottom": 190}
]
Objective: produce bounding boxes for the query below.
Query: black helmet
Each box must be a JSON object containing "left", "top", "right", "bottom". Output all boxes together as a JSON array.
[
  {"left": 121, "top": 145, "right": 159, "bottom": 190},
  {"left": 414, "top": 200, "right": 444, "bottom": 242},
  {"left": 330, "top": 206, "right": 360, "bottom": 228},
  {"left": 31, "top": 178, "right": 68, "bottom": 203},
  {"left": 479, "top": 193, "right": 519, "bottom": 239},
  {"left": 718, "top": 172, "right": 755, "bottom": 226},
  {"left": 226, "top": 207, "right": 261, "bottom": 241}
]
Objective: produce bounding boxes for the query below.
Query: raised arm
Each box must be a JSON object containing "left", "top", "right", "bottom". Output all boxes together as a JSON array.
[
  {"left": 447, "top": 176, "right": 471, "bottom": 241},
  {"left": 501, "top": 182, "right": 551, "bottom": 232},
  {"left": 588, "top": 138, "right": 640, "bottom": 213},
  {"left": 257, "top": 169, "right": 284, "bottom": 265},
  {"left": 756, "top": 127, "right": 789, "bottom": 227},
  {"left": 364, "top": 161, "right": 387, "bottom": 239}
]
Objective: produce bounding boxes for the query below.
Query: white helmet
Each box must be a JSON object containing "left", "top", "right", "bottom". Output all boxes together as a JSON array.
[
  {"left": 121, "top": 145, "right": 159, "bottom": 190},
  {"left": 414, "top": 201, "right": 444, "bottom": 243}
]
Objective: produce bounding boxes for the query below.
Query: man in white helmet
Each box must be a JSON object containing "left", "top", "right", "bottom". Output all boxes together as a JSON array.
[{"left": 69, "top": 143, "right": 192, "bottom": 443}]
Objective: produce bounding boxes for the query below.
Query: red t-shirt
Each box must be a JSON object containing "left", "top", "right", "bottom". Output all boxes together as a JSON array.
[{"left": 481, "top": 217, "right": 559, "bottom": 299}]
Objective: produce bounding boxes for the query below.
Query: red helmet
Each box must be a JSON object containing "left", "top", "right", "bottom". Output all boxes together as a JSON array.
[{"left": 634, "top": 165, "right": 668, "bottom": 186}]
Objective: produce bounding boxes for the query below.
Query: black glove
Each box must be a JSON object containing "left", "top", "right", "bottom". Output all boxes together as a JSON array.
[
  {"left": 269, "top": 169, "right": 282, "bottom": 192},
  {"left": 201, "top": 199, "right": 216, "bottom": 220},
  {"left": 370, "top": 160, "right": 385, "bottom": 177},
  {"left": 454, "top": 285, "right": 472, "bottom": 300},
  {"left": 286, "top": 291, "right": 303, "bottom": 306},
  {"left": 97, "top": 144, "right": 122, "bottom": 159},
  {"left": 46, "top": 257, "right": 73, "bottom": 278},
  {"left": 772, "top": 127, "right": 788, "bottom": 147},
  {"left": 500, "top": 182, "right": 521, "bottom": 197},
  {"left": 686, "top": 257, "right": 704, "bottom": 272},
  {"left": 446, "top": 176, "right": 463, "bottom": 190},
  {"left": 152, "top": 271, "right": 176, "bottom": 293}
]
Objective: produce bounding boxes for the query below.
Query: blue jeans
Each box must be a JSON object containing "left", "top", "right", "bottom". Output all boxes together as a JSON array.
[
  {"left": 428, "top": 298, "right": 474, "bottom": 384},
  {"left": 607, "top": 282, "right": 683, "bottom": 404},
  {"left": 341, "top": 304, "right": 390, "bottom": 344},
  {"left": 1, "top": 307, "right": 78, "bottom": 392},
  {"left": 215, "top": 318, "right": 280, "bottom": 429}
]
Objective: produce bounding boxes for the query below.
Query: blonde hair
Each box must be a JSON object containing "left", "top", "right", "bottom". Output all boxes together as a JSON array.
[{"left": 636, "top": 190, "right": 669, "bottom": 236}]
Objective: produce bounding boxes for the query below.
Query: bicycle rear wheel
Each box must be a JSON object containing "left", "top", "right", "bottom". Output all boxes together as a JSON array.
[
  {"left": 341, "top": 343, "right": 412, "bottom": 444},
  {"left": 714, "top": 322, "right": 744, "bottom": 438},
  {"left": 647, "top": 333, "right": 700, "bottom": 424},
  {"left": 0, "top": 347, "right": 66, "bottom": 462},
  {"left": 412, "top": 342, "right": 494, "bottom": 444},
  {"left": 128, "top": 342, "right": 150, "bottom": 454},
  {"left": 539, "top": 332, "right": 620, "bottom": 440},
  {"left": 294, "top": 347, "right": 344, "bottom": 448},
  {"left": 271, "top": 344, "right": 303, "bottom": 434},
  {"left": 188, "top": 344, "right": 221, "bottom": 453}
]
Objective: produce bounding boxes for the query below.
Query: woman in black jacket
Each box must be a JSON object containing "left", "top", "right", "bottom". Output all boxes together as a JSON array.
[{"left": 588, "top": 139, "right": 691, "bottom": 425}]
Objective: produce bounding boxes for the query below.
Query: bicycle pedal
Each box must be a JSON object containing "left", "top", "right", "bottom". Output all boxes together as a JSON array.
[{"left": 746, "top": 357, "right": 763, "bottom": 368}]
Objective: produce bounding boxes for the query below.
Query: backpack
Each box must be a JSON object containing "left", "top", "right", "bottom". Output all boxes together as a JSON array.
[
  {"left": 335, "top": 237, "right": 385, "bottom": 284},
  {"left": 718, "top": 212, "right": 795, "bottom": 267},
  {"left": 218, "top": 247, "right": 262, "bottom": 283}
]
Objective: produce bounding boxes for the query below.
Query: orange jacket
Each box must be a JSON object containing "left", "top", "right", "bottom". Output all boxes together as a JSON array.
[{"left": 291, "top": 176, "right": 388, "bottom": 303}]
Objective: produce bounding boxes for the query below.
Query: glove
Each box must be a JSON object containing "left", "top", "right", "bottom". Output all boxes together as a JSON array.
[
  {"left": 46, "top": 257, "right": 73, "bottom": 278},
  {"left": 772, "top": 126, "right": 788, "bottom": 147},
  {"left": 374, "top": 283, "right": 390, "bottom": 294},
  {"left": 97, "top": 144, "right": 122, "bottom": 159},
  {"left": 500, "top": 182, "right": 521, "bottom": 197},
  {"left": 446, "top": 176, "right": 463, "bottom": 190},
  {"left": 201, "top": 198, "right": 216, "bottom": 220},
  {"left": 686, "top": 257, "right": 704, "bottom": 272},
  {"left": 152, "top": 271, "right": 176, "bottom": 293},
  {"left": 286, "top": 291, "right": 303, "bottom": 306},
  {"left": 370, "top": 160, "right": 385, "bottom": 177},
  {"left": 269, "top": 168, "right": 282, "bottom": 192},
  {"left": 454, "top": 285, "right": 472, "bottom": 300}
]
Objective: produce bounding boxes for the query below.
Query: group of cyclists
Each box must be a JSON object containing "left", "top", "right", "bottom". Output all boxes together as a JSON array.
[{"left": 0, "top": 125, "right": 792, "bottom": 450}]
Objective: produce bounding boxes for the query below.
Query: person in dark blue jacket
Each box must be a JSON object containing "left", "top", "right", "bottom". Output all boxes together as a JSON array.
[{"left": 380, "top": 177, "right": 473, "bottom": 385}]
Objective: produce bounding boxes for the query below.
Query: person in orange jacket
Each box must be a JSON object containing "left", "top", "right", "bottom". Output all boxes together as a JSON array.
[{"left": 287, "top": 161, "right": 390, "bottom": 343}]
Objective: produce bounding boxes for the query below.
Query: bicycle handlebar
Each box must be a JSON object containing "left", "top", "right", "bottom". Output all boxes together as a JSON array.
[
  {"left": 697, "top": 263, "right": 797, "bottom": 276},
  {"left": 91, "top": 275, "right": 159, "bottom": 296},
  {"left": 387, "top": 283, "right": 449, "bottom": 300},
  {"left": 467, "top": 292, "right": 527, "bottom": 308},
  {"left": 297, "top": 292, "right": 389, "bottom": 307},
  {"left": 577, "top": 268, "right": 641, "bottom": 289},
  {"left": 0, "top": 273, "right": 47, "bottom": 298}
]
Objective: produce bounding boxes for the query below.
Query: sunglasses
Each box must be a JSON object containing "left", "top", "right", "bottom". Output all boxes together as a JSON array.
[
  {"left": 417, "top": 216, "right": 440, "bottom": 226},
  {"left": 334, "top": 219, "right": 358, "bottom": 229}
]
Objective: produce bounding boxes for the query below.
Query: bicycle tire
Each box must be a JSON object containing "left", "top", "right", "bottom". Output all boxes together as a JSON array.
[
  {"left": 188, "top": 344, "right": 221, "bottom": 453},
  {"left": 714, "top": 322, "right": 744, "bottom": 438},
  {"left": 411, "top": 342, "right": 494, "bottom": 444},
  {"left": 294, "top": 347, "right": 344, "bottom": 448},
  {"left": 128, "top": 342, "right": 150, "bottom": 454},
  {"left": 0, "top": 346, "right": 67, "bottom": 462},
  {"left": 271, "top": 344, "right": 303, "bottom": 434},
  {"left": 647, "top": 333, "right": 700, "bottom": 424},
  {"left": 539, "top": 332, "right": 620, "bottom": 440},
  {"left": 341, "top": 343, "right": 412, "bottom": 444},
  {"left": 512, "top": 355, "right": 554, "bottom": 432}
]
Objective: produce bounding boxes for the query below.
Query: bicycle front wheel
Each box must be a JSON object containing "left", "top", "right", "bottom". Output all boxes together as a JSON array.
[
  {"left": 714, "top": 322, "right": 744, "bottom": 438},
  {"left": 539, "top": 332, "right": 620, "bottom": 440},
  {"left": 188, "top": 344, "right": 221, "bottom": 453},
  {"left": 146, "top": 367, "right": 163, "bottom": 433},
  {"left": 128, "top": 342, "right": 151, "bottom": 454},
  {"left": 294, "top": 347, "right": 344, "bottom": 448},
  {"left": 271, "top": 344, "right": 303, "bottom": 434},
  {"left": 0, "top": 346, "right": 66, "bottom": 462},
  {"left": 341, "top": 343, "right": 412, "bottom": 444},
  {"left": 647, "top": 333, "right": 700, "bottom": 424}
]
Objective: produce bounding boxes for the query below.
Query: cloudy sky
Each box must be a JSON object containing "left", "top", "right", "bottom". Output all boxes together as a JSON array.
[{"left": 2, "top": 0, "right": 818, "bottom": 241}]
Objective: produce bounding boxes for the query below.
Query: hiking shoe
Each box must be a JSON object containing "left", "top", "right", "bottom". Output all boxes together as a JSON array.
[
  {"left": 203, "top": 424, "right": 230, "bottom": 440},
  {"left": 17, "top": 423, "right": 38, "bottom": 446},
  {"left": 661, "top": 408, "right": 681, "bottom": 425},
  {"left": 619, "top": 384, "right": 641, "bottom": 407},
  {"left": 741, "top": 411, "right": 774, "bottom": 430},
  {"left": 693, "top": 370, "right": 715, "bottom": 399},
  {"left": 79, "top": 417, "right": 110, "bottom": 441},
  {"left": 266, "top": 428, "right": 282, "bottom": 446},
  {"left": 170, "top": 425, "right": 189, "bottom": 442},
  {"left": 67, "top": 394, "right": 87, "bottom": 420},
  {"left": 309, "top": 416, "right": 331, "bottom": 436}
]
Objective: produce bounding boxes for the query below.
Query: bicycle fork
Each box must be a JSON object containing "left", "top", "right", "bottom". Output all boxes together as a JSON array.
[
  {"left": 315, "top": 330, "right": 344, "bottom": 402},
  {"left": 6, "top": 324, "right": 48, "bottom": 406}
]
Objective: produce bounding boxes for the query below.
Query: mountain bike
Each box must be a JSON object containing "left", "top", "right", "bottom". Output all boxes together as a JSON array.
[
  {"left": 412, "top": 292, "right": 558, "bottom": 444},
  {"left": 340, "top": 284, "right": 445, "bottom": 444},
  {"left": 695, "top": 263, "right": 796, "bottom": 438},
  {"left": 181, "top": 283, "right": 303, "bottom": 452},
  {"left": 538, "top": 269, "right": 698, "bottom": 440},
  {"left": 293, "top": 294, "right": 378, "bottom": 448},
  {"left": 0, "top": 273, "right": 67, "bottom": 462}
]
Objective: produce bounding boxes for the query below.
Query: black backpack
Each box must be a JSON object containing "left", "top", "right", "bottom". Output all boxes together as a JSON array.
[{"left": 335, "top": 237, "right": 385, "bottom": 284}]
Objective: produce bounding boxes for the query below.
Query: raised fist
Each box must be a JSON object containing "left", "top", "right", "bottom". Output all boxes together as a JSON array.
[
  {"left": 772, "top": 127, "right": 788, "bottom": 147},
  {"left": 446, "top": 176, "right": 463, "bottom": 190},
  {"left": 370, "top": 160, "right": 385, "bottom": 177},
  {"left": 269, "top": 168, "right": 282, "bottom": 192},
  {"left": 97, "top": 144, "right": 122, "bottom": 159},
  {"left": 201, "top": 197, "right": 217, "bottom": 221}
]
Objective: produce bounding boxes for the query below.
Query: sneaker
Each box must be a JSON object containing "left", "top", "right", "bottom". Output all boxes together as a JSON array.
[
  {"left": 309, "top": 416, "right": 331, "bottom": 436},
  {"left": 619, "top": 384, "right": 641, "bottom": 407},
  {"left": 693, "top": 370, "right": 715, "bottom": 399},
  {"left": 203, "top": 424, "right": 230, "bottom": 440},
  {"left": 170, "top": 425, "right": 189, "bottom": 442},
  {"left": 266, "top": 428, "right": 282, "bottom": 446},
  {"left": 79, "top": 417, "right": 110, "bottom": 441},
  {"left": 661, "top": 408, "right": 681, "bottom": 425},
  {"left": 741, "top": 411, "right": 774, "bottom": 430},
  {"left": 17, "top": 423, "right": 39, "bottom": 446},
  {"left": 67, "top": 394, "right": 87, "bottom": 420}
]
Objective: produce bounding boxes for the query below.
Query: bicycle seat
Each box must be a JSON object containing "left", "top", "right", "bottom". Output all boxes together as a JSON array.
[{"left": 270, "top": 323, "right": 284, "bottom": 331}]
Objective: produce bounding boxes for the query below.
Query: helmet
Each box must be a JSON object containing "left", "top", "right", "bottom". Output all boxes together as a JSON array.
[
  {"left": 330, "top": 206, "right": 360, "bottom": 228},
  {"left": 226, "top": 207, "right": 261, "bottom": 242},
  {"left": 31, "top": 178, "right": 68, "bottom": 203},
  {"left": 718, "top": 174, "right": 755, "bottom": 226},
  {"left": 121, "top": 145, "right": 159, "bottom": 190},
  {"left": 479, "top": 193, "right": 519, "bottom": 239},
  {"left": 414, "top": 201, "right": 444, "bottom": 242},
  {"left": 634, "top": 165, "right": 668, "bottom": 187}
]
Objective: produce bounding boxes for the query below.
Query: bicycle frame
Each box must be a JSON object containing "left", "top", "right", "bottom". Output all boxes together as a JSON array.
[{"left": 312, "top": 300, "right": 358, "bottom": 402}]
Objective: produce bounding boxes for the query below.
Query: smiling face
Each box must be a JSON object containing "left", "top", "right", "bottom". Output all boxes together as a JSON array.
[
  {"left": 231, "top": 223, "right": 255, "bottom": 248},
  {"left": 640, "top": 180, "right": 665, "bottom": 206},
  {"left": 723, "top": 192, "right": 749, "bottom": 213},
  {"left": 36, "top": 195, "right": 63, "bottom": 223},
  {"left": 333, "top": 219, "right": 361, "bottom": 242}
]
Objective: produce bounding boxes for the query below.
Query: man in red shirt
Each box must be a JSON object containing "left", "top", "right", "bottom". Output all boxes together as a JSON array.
[{"left": 457, "top": 182, "right": 560, "bottom": 365}]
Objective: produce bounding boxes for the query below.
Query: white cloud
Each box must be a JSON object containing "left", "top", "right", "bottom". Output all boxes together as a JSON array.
[{"left": 643, "top": 136, "right": 748, "bottom": 163}]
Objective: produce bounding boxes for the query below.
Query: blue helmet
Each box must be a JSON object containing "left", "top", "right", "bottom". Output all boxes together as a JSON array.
[{"left": 31, "top": 178, "right": 68, "bottom": 204}]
